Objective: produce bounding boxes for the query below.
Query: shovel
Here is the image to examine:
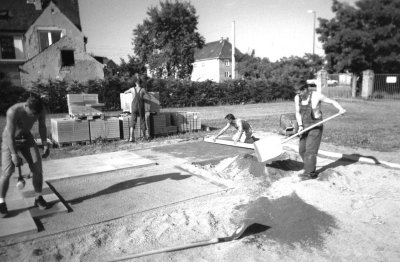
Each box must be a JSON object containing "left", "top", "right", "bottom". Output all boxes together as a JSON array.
[
  {"left": 254, "top": 112, "right": 345, "bottom": 163},
  {"left": 109, "top": 220, "right": 268, "bottom": 261}
]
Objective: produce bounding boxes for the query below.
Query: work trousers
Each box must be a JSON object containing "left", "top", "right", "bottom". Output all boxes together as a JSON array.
[{"left": 298, "top": 127, "right": 323, "bottom": 175}]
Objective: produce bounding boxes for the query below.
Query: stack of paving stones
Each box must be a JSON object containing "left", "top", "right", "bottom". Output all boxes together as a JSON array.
[{"left": 51, "top": 94, "right": 119, "bottom": 146}]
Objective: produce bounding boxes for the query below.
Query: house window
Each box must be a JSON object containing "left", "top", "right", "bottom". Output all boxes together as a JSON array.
[
  {"left": 0, "top": 36, "right": 15, "bottom": 59},
  {"left": 224, "top": 60, "right": 230, "bottom": 66},
  {"left": 61, "top": 50, "right": 74, "bottom": 66},
  {"left": 224, "top": 71, "right": 231, "bottom": 78},
  {"left": 0, "top": 35, "right": 24, "bottom": 60},
  {"left": 38, "top": 30, "right": 62, "bottom": 52}
]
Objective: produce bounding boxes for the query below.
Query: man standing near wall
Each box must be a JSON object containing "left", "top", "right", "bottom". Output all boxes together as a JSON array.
[{"left": 124, "top": 74, "right": 149, "bottom": 142}]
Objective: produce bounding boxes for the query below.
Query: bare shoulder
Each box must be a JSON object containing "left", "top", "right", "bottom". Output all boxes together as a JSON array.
[{"left": 6, "top": 103, "right": 24, "bottom": 117}]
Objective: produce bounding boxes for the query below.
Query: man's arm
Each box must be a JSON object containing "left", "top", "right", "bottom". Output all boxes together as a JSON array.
[
  {"left": 4, "top": 107, "right": 22, "bottom": 166},
  {"left": 38, "top": 110, "right": 50, "bottom": 158},
  {"left": 319, "top": 94, "right": 346, "bottom": 114},
  {"left": 4, "top": 108, "right": 17, "bottom": 155},
  {"left": 234, "top": 120, "right": 244, "bottom": 143},
  {"left": 214, "top": 123, "right": 230, "bottom": 140},
  {"left": 294, "top": 95, "right": 303, "bottom": 131}
]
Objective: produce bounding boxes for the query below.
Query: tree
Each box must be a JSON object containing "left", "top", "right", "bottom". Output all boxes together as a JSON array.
[
  {"left": 237, "top": 50, "right": 274, "bottom": 79},
  {"left": 133, "top": 1, "right": 205, "bottom": 79},
  {"left": 269, "top": 54, "right": 324, "bottom": 86},
  {"left": 318, "top": 0, "right": 400, "bottom": 74}
]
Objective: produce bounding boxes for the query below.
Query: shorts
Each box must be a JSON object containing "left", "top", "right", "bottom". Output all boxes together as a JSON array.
[{"left": 1, "top": 134, "right": 42, "bottom": 175}]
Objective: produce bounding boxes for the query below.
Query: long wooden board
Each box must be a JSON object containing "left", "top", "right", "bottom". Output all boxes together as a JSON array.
[{"left": 203, "top": 137, "right": 254, "bottom": 149}]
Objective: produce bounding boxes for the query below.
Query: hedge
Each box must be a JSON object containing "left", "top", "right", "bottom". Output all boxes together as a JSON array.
[{"left": 0, "top": 77, "right": 297, "bottom": 115}]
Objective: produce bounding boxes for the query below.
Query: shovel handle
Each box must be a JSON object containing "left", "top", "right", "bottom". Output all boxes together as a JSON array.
[
  {"left": 111, "top": 238, "right": 220, "bottom": 261},
  {"left": 17, "top": 165, "right": 22, "bottom": 179},
  {"left": 281, "top": 111, "right": 345, "bottom": 144}
]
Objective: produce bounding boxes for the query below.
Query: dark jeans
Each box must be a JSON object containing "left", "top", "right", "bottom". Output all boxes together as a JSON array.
[{"left": 298, "top": 127, "right": 323, "bottom": 175}]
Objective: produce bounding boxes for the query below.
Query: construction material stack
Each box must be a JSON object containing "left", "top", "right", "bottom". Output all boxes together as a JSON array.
[
  {"left": 51, "top": 118, "right": 90, "bottom": 146},
  {"left": 51, "top": 94, "right": 120, "bottom": 146},
  {"left": 170, "top": 111, "right": 201, "bottom": 133},
  {"left": 67, "top": 94, "right": 104, "bottom": 120}
]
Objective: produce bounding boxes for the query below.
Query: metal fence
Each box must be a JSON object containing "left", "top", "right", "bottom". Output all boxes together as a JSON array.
[
  {"left": 325, "top": 73, "right": 354, "bottom": 99},
  {"left": 372, "top": 74, "right": 400, "bottom": 100}
]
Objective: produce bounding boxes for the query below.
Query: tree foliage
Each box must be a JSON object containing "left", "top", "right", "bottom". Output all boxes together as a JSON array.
[
  {"left": 133, "top": 1, "right": 205, "bottom": 79},
  {"left": 318, "top": 0, "right": 400, "bottom": 73}
]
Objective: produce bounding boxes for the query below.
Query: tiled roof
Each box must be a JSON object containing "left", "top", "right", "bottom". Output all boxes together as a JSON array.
[
  {"left": 0, "top": 0, "right": 81, "bottom": 32},
  {"left": 194, "top": 39, "right": 242, "bottom": 60}
]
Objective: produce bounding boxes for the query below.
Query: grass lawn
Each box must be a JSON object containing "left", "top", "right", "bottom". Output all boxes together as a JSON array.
[{"left": 0, "top": 99, "right": 399, "bottom": 160}]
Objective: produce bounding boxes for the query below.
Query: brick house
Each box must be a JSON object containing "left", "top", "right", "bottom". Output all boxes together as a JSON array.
[
  {"left": 191, "top": 38, "right": 242, "bottom": 83},
  {"left": 0, "top": 0, "right": 104, "bottom": 88}
]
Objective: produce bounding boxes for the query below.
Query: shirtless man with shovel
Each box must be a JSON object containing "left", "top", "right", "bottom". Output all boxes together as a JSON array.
[{"left": 0, "top": 95, "right": 50, "bottom": 218}]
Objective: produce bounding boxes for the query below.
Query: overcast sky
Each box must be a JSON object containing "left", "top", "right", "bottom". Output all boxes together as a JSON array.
[{"left": 78, "top": 0, "right": 358, "bottom": 63}]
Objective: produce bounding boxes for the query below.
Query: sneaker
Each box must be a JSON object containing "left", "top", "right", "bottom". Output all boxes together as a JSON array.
[
  {"left": 34, "top": 196, "right": 48, "bottom": 210},
  {"left": 0, "top": 202, "right": 8, "bottom": 218},
  {"left": 309, "top": 172, "right": 318, "bottom": 179}
]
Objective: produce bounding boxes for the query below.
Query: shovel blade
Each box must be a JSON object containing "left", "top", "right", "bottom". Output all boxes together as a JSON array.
[{"left": 254, "top": 137, "right": 283, "bottom": 163}]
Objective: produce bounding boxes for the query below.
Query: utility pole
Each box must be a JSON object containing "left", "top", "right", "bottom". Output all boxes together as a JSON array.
[
  {"left": 231, "top": 20, "right": 236, "bottom": 79},
  {"left": 307, "top": 10, "right": 316, "bottom": 58}
]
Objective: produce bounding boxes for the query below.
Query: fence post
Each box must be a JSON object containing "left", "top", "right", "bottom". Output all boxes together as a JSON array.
[
  {"left": 351, "top": 74, "right": 357, "bottom": 98},
  {"left": 316, "top": 69, "right": 327, "bottom": 94},
  {"left": 362, "top": 70, "right": 374, "bottom": 99}
]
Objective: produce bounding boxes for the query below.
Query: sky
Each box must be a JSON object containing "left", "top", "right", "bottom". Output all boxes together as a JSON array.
[{"left": 78, "top": 0, "right": 358, "bottom": 64}]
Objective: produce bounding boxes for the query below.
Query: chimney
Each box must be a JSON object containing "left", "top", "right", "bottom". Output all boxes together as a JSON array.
[{"left": 27, "top": 0, "right": 42, "bottom": 11}]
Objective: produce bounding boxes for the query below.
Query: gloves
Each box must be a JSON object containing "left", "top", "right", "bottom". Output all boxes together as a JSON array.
[
  {"left": 42, "top": 145, "right": 50, "bottom": 158},
  {"left": 11, "top": 154, "right": 22, "bottom": 167}
]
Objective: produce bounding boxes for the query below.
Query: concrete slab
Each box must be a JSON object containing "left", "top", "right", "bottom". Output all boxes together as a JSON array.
[
  {"left": 43, "top": 164, "right": 229, "bottom": 235},
  {"left": 21, "top": 150, "right": 157, "bottom": 181},
  {"left": 0, "top": 199, "right": 37, "bottom": 239},
  {"left": 24, "top": 194, "right": 68, "bottom": 218}
]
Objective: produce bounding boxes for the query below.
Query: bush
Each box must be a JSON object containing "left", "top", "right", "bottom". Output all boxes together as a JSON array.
[
  {"left": 1, "top": 77, "right": 298, "bottom": 115},
  {"left": 0, "top": 79, "right": 28, "bottom": 114}
]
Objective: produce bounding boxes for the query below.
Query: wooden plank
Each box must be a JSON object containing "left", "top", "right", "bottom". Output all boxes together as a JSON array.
[
  {"left": 203, "top": 137, "right": 254, "bottom": 149},
  {"left": 0, "top": 199, "right": 37, "bottom": 239}
]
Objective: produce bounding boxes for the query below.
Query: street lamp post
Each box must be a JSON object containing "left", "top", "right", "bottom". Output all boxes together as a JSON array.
[{"left": 307, "top": 10, "right": 316, "bottom": 57}]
